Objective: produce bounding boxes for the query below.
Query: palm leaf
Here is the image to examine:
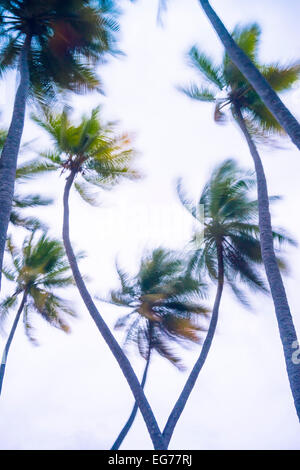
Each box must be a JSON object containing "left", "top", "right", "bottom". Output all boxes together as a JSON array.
[
  {"left": 108, "top": 248, "right": 209, "bottom": 368},
  {"left": 187, "top": 46, "right": 224, "bottom": 90},
  {"left": 177, "top": 84, "right": 216, "bottom": 102},
  {"left": 74, "top": 180, "right": 100, "bottom": 206}
]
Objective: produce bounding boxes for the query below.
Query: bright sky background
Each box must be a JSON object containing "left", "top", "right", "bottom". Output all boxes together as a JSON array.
[{"left": 0, "top": 0, "right": 300, "bottom": 450}]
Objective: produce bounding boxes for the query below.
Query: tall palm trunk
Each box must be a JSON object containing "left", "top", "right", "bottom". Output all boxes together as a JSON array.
[
  {"left": 0, "top": 290, "right": 27, "bottom": 396},
  {"left": 234, "top": 103, "right": 300, "bottom": 421},
  {"left": 162, "top": 243, "right": 224, "bottom": 448},
  {"left": 111, "top": 347, "right": 152, "bottom": 450},
  {"left": 0, "top": 35, "right": 31, "bottom": 291},
  {"left": 198, "top": 0, "right": 300, "bottom": 150},
  {"left": 62, "top": 170, "right": 165, "bottom": 450}
]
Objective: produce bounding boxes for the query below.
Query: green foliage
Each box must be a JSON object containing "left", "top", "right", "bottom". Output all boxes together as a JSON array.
[
  {"left": 30, "top": 106, "right": 140, "bottom": 204},
  {"left": 0, "top": 128, "right": 53, "bottom": 231},
  {"left": 1, "top": 231, "right": 76, "bottom": 342},
  {"left": 178, "top": 159, "right": 295, "bottom": 306},
  {"left": 0, "top": 0, "right": 120, "bottom": 101},
  {"left": 188, "top": 46, "right": 224, "bottom": 90},
  {"left": 103, "top": 248, "right": 209, "bottom": 370},
  {"left": 180, "top": 23, "right": 300, "bottom": 140}
]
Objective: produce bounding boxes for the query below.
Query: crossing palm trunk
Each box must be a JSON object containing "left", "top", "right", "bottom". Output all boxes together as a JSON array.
[
  {"left": 62, "top": 170, "right": 165, "bottom": 450},
  {"left": 162, "top": 243, "right": 224, "bottom": 448},
  {"left": 111, "top": 347, "right": 152, "bottom": 450},
  {"left": 0, "top": 290, "right": 27, "bottom": 396},
  {"left": 0, "top": 35, "right": 31, "bottom": 292},
  {"left": 234, "top": 103, "right": 300, "bottom": 421},
  {"left": 198, "top": 0, "right": 300, "bottom": 150}
]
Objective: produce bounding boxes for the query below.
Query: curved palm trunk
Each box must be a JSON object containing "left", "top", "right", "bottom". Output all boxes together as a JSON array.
[
  {"left": 62, "top": 170, "right": 165, "bottom": 450},
  {"left": 198, "top": 0, "right": 300, "bottom": 150},
  {"left": 234, "top": 103, "right": 300, "bottom": 421},
  {"left": 0, "top": 35, "right": 31, "bottom": 291},
  {"left": 162, "top": 243, "right": 224, "bottom": 448},
  {"left": 111, "top": 348, "right": 151, "bottom": 450},
  {"left": 0, "top": 291, "right": 27, "bottom": 396}
]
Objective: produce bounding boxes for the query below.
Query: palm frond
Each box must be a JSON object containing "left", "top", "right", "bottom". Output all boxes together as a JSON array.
[
  {"left": 16, "top": 158, "right": 59, "bottom": 181},
  {"left": 0, "top": 294, "right": 19, "bottom": 326},
  {"left": 13, "top": 193, "right": 53, "bottom": 209},
  {"left": 178, "top": 83, "right": 216, "bottom": 102},
  {"left": 187, "top": 46, "right": 224, "bottom": 90},
  {"left": 74, "top": 180, "right": 100, "bottom": 206},
  {"left": 107, "top": 247, "right": 208, "bottom": 368},
  {"left": 262, "top": 63, "right": 300, "bottom": 93},
  {"left": 231, "top": 23, "right": 261, "bottom": 62},
  {"left": 176, "top": 178, "right": 198, "bottom": 219}
]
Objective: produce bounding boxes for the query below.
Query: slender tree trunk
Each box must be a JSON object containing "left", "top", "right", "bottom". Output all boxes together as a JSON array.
[
  {"left": 234, "top": 103, "right": 300, "bottom": 421},
  {"left": 162, "top": 243, "right": 224, "bottom": 448},
  {"left": 198, "top": 0, "right": 300, "bottom": 150},
  {"left": 0, "top": 290, "right": 27, "bottom": 396},
  {"left": 0, "top": 35, "right": 31, "bottom": 291},
  {"left": 111, "top": 348, "right": 152, "bottom": 450},
  {"left": 62, "top": 170, "right": 165, "bottom": 450}
]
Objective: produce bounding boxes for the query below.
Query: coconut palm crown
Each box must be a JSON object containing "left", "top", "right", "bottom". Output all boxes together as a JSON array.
[
  {"left": 0, "top": 128, "right": 53, "bottom": 231},
  {"left": 178, "top": 158, "right": 294, "bottom": 303},
  {"left": 0, "top": 0, "right": 120, "bottom": 98},
  {"left": 107, "top": 248, "right": 209, "bottom": 369},
  {"left": 27, "top": 105, "right": 139, "bottom": 201},
  {"left": 180, "top": 23, "right": 300, "bottom": 140}
]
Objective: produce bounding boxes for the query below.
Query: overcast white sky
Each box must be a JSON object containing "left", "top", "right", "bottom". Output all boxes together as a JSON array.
[{"left": 0, "top": 0, "right": 300, "bottom": 450}]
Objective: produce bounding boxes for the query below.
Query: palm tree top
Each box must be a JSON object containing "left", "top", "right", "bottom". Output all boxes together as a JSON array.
[
  {"left": 1, "top": 230, "right": 76, "bottom": 341},
  {"left": 104, "top": 248, "right": 209, "bottom": 369},
  {"left": 26, "top": 105, "right": 140, "bottom": 205},
  {"left": 0, "top": 0, "right": 120, "bottom": 97},
  {"left": 180, "top": 23, "right": 300, "bottom": 135},
  {"left": 177, "top": 158, "right": 296, "bottom": 306}
]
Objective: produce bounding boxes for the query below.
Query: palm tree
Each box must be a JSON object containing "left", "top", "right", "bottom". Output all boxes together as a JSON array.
[
  {"left": 141, "top": 0, "right": 300, "bottom": 148},
  {"left": 0, "top": 0, "right": 119, "bottom": 289},
  {"left": 29, "top": 106, "right": 166, "bottom": 449},
  {"left": 161, "top": 158, "right": 294, "bottom": 447},
  {"left": 104, "top": 248, "right": 208, "bottom": 449},
  {"left": 0, "top": 230, "right": 76, "bottom": 395},
  {"left": 179, "top": 23, "right": 300, "bottom": 422}
]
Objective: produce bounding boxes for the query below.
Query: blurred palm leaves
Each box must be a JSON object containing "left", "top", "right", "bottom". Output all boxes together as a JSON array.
[
  {"left": 178, "top": 158, "right": 295, "bottom": 307},
  {"left": 27, "top": 106, "right": 140, "bottom": 205},
  {"left": 1, "top": 231, "right": 75, "bottom": 342},
  {"left": 0, "top": 0, "right": 121, "bottom": 100},
  {"left": 105, "top": 248, "right": 209, "bottom": 370},
  {"left": 179, "top": 23, "right": 300, "bottom": 142}
]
